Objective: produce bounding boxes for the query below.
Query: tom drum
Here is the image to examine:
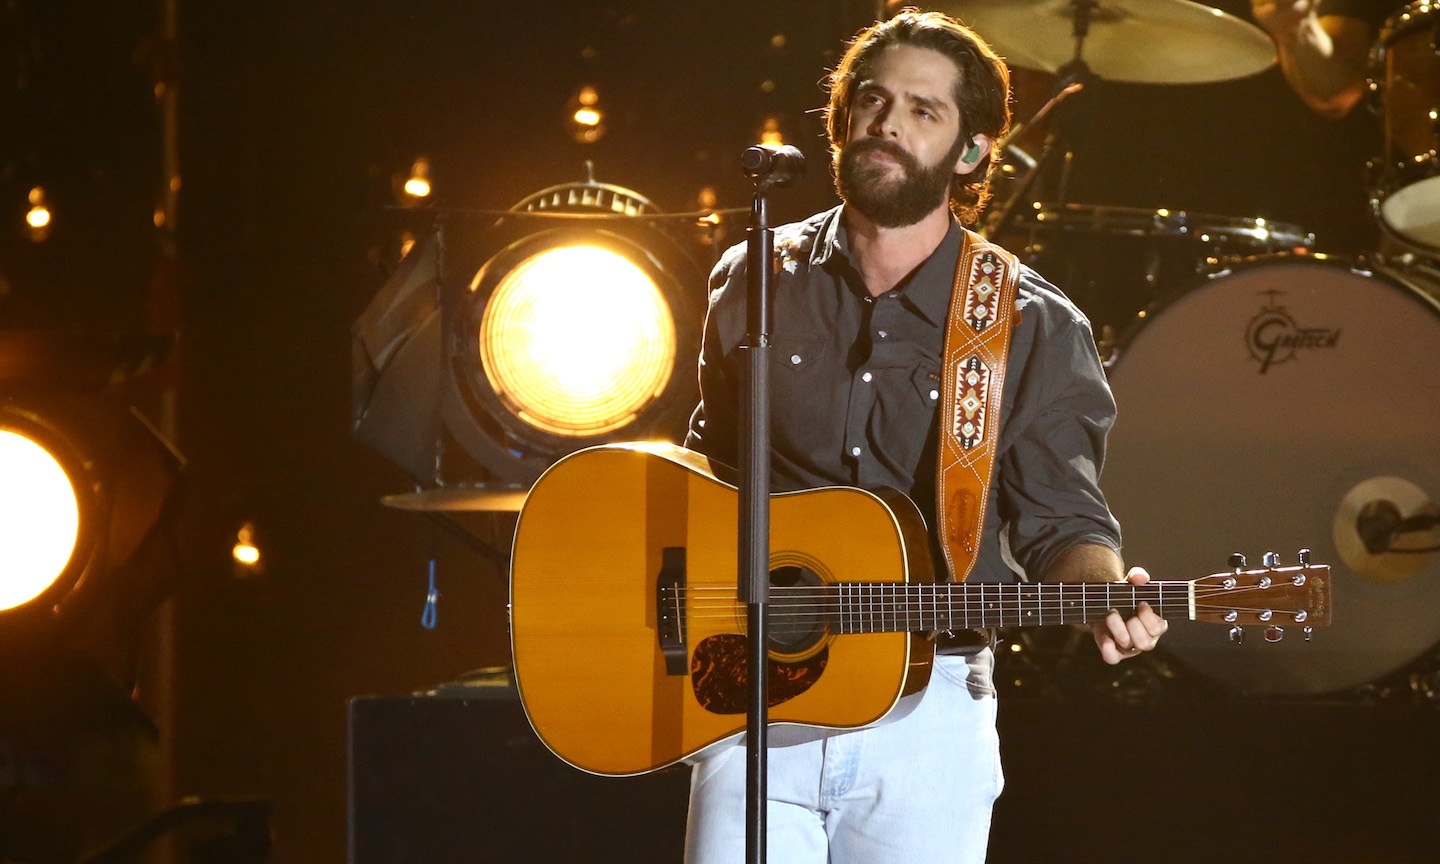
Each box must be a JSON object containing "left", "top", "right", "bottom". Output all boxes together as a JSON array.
[
  {"left": 1008, "top": 204, "right": 1312, "bottom": 344},
  {"left": 1370, "top": 2, "right": 1440, "bottom": 252},
  {"left": 1102, "top": 255, "right": 1440, "bottom": 696}
]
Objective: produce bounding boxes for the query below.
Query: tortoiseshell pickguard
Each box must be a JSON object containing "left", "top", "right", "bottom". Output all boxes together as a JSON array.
[{"left": 690, "top": 634, "right": 828, "bottom": 715}]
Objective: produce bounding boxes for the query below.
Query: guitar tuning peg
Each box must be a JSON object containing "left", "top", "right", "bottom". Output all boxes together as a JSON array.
[
  {"left": 1262, "top": 551, "right": 1280, "bottom": 568},
  {"left": 1298, "top": 548, "right": 1311, "bottom": 566},
  {"left": 1265, "top": 626, "right": 1284, "bottom": 643},
  {"left": 1304, "top": 626, "right": 1313, "bottom": 642},
  {"left": 1228, "top": 553, "right": 1247, "bottom": 571},
  {"left": 1229, "top": 625, "right": 1244, "bottom": 644}
]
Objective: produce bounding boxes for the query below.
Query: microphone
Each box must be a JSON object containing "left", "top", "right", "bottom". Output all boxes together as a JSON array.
[
  {"left": 1356, "top": 499, "right": 1403, "bottom": 554},
  {"left": 742, "top": 144, "right": 805, "bottom": 187}
]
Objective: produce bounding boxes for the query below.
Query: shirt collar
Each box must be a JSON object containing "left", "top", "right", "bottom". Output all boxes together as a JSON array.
[{"left": 819, "top": 206, "right": 964, "bottom": 327}]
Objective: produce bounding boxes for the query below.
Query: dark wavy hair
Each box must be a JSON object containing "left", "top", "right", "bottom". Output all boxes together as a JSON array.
[{"left": 824, "top": 8, "right": 1011, "bottom": 225}]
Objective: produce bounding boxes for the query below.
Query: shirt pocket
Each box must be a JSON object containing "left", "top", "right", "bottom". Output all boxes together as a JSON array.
[
  {"left": 768, "top": 335, "right": 832, "bottom": 449},
  {"left": 771, "top": 335, "right": 828, "bottom": 376},
  {"left": 911, "top": 364, "right": 944, "bottom": 410}
]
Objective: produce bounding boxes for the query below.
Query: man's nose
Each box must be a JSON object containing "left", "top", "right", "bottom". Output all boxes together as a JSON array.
[{"left": 867, "top": 107, "right": 898, "bottom": 138}]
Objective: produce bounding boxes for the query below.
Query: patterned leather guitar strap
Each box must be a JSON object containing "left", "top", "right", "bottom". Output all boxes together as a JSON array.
[{"left": 935, "top": 228, "right": 1021, "bottom": 583}]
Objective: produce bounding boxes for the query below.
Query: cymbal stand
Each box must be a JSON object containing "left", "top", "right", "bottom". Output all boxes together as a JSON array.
[
  {"left": 982, "top": 79, "right": 1086, "bottom": 240},
  {"left": 984, "top": 0, "right": 1101, "bottom": 237}
]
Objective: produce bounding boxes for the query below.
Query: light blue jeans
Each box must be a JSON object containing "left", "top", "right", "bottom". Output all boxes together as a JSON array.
[{"left": 685, "top": 649, "right": 1002, "bottom": 864}]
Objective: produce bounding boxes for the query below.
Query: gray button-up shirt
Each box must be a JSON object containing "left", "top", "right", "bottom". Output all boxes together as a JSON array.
[{"left": 685, "top": 205, "right": 1121, "bottom": 583}]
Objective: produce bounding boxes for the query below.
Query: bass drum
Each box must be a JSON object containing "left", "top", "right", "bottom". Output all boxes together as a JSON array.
[{"left": 1102, "top": 255, "right": 1440, "bottom": 696}]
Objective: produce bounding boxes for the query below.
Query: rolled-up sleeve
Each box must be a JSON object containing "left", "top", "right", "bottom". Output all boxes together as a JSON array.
[{"left": 998, "top": 287, "right": 1122, "bottom": 580}]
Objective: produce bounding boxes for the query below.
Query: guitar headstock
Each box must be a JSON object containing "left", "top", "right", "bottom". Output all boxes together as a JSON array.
[{"left": 1191, "top": 550, "right": 1331, "bottom": 643}]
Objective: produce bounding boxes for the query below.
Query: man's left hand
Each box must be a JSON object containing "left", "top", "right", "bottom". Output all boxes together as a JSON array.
[{"left": 1090, "top": 566, "right": 1168, "bottom": 665}]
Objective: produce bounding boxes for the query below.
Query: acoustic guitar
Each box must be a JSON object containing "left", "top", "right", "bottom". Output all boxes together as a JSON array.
[{"left": 509, "top": 442, "right": 1331, "bottom": 776}]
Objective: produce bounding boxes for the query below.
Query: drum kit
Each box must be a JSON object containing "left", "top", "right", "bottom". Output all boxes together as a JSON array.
[{"left": 943, "top": 1, "right": 1440, "bottom": 697}]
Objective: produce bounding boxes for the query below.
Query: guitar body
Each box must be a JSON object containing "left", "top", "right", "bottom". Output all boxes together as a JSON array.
[{"left": 510, "top": 442, "right": 935, "bottom": 776}]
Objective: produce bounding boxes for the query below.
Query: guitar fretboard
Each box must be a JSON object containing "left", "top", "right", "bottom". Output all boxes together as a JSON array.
[{"left": 823, "top": 582, "right": 1184, "bottom": 633}]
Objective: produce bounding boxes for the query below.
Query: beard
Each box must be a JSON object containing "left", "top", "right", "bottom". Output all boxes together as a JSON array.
[{"left": 836, "top": 136, "right": 963, "bottom": 228}]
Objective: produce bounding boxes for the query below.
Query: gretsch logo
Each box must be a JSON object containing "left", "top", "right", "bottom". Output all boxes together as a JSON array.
[{"left": 1245, "top": 291, "right": 1340, "bottom": 374}]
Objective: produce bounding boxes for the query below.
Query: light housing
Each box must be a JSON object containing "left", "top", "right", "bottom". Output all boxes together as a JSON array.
[
  {"left": 0, "top": 332, "right": 184, "bottom": 634},
  {"left": 352, "top": 173, "right": 708, "bottom": 495},
  {"left": 0, "top": 407, "right": 97, "bottom": 616}
]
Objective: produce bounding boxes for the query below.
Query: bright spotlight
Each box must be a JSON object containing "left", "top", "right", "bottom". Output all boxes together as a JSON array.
[
  {"left": 0, "top": 334, "right": 184, "bottom": 628},
  {"left": 567, "top": 86, "right": 607, "bottom": 143},
  {"left": 402, "top": 158, "right": 432, "bottom": 200},
  {"left": 478, "top": 245, "right": 676, "bottom": 437},
  {"left": 0, "top": 429, "right": 81, "bottom": 611},
  {"left": 26, "top": 186, "right": 53, "bottom": 241}
]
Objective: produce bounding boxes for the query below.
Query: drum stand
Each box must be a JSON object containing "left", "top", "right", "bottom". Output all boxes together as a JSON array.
[{"left": 984, "top": 0, "right": 1103, "bottom": 241}]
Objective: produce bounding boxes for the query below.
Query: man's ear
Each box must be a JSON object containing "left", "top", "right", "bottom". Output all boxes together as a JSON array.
[{"left": 954, "top": 134, "right": 994, "bottom": 176}]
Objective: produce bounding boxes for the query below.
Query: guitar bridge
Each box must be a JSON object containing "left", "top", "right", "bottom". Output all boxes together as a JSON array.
[{"left": 656, "top": 546, "right": 688, "bottom": 676}]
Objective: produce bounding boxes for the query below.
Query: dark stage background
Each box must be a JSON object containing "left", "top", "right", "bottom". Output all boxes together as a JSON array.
[{"left": 2, "top": 1, "right": 1436, "bottom": 862}]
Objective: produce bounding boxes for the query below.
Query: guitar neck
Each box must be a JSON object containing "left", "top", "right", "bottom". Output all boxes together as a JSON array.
[{"left": 825, "top": 581, "right": 1187, "bottom": 633}]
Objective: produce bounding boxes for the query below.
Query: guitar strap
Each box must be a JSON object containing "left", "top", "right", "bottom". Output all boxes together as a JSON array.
[{"left": 935, "top": 228, "right": 1021, "bottom": 584}]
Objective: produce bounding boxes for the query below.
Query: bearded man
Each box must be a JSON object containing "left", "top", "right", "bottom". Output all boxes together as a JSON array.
[{"left": 682, "top": 9, "right": 1166, "bottom": 863}]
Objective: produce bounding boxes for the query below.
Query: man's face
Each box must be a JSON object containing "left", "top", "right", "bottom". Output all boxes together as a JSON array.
[{"left": 838, "top": 44, "right": 979, "bottom": 228}]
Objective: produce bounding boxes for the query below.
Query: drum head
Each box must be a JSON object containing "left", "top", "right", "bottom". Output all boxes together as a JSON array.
[
  {"left": 1379, "top": 178, "right": 1440, "bottom": 252},
  {"left": 1103, "top": 256, "right": 1440, "bottom": 695}
]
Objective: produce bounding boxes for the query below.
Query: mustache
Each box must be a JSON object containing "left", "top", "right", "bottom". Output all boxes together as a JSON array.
[{"left": 843, "top": 137, "right": 918, "bottom": 169}]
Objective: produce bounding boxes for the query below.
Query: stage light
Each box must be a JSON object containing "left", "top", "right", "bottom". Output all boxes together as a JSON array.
[
  {"left": 0, "top": 405, "right": 101, "bottom": 621},
  {"left": 403, "top": 158, "right": 432, "bottom": 200},
  {"left": 567, "top": 86, "right": 607, "bottom": 143},
  {"left": 477, "top": 244, "right": 676, "bottom": 437},
  {"left": 26, "top": 186, "right": 52, "bottom": 242},
  {"left": 231, "top": 520, "right": 264, "bottom": 577},
  {"left": 353, "top": 171, "right": 708, "bottom": 498},
  {"left": 0, "top": 428, "right": 82, "bottom": 612},
  {"left": 0, "top": 332, "right": 183, "bottom": 630}
]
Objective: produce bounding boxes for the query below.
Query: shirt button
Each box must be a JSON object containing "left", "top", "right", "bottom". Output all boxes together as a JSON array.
[
  {"left": 929, "top": 389, "right": 940, "bottom": 401},
  {"left": 861, "top": 371, "right": 873, "bottom": 383},
  {"left": 877, "top": 330, "right": 888, "bottom": 339},
  {"left": 790, "top": 354, "right": 802, "bottom": 365},
  {"left": 887, "top": 291, "right": 899, "bottom": 299},
  {"left": 851, "top": 446, "right": 862, "bottom": 457}
]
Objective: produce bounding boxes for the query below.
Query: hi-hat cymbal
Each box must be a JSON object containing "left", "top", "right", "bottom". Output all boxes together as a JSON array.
[{"left": 938, "top": 0, "right": 1276, "bottom": 84}]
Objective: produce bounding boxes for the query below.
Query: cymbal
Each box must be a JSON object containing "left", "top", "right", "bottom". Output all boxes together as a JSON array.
[
  {"left": 382, "top": 486, "right": 529, "bottom": 512},
  {"left": 938, "top": 0, "right": 1276, "bottom": 84}
]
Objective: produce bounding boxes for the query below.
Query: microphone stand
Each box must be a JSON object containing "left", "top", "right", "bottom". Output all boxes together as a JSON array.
[{"left": 736, "top": 144, "right": 803, "bottom": 864}]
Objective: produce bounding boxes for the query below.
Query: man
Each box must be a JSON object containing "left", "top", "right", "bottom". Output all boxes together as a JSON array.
[
  {"left": 1251, "top": 0, "right": 1399, "bottom": 118},
  {"left": 682, "top": 9, "right": 1166, "bottom": 864}
]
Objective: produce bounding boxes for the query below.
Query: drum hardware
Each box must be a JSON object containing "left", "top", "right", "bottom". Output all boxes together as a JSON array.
[
  {"left": 1354, "top": 499, "right": 1440, "bottom": 556},
  {"left": 1334, "top": 477, "right": 1440, "bottom": 585},
  {"left": 1367, "top": 1, "right": 1440, "bottom": 253}
]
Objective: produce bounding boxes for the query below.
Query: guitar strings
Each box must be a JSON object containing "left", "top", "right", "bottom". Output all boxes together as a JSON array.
[{"left": 666, "top": 584, "right": 1311, "bottom": 628}]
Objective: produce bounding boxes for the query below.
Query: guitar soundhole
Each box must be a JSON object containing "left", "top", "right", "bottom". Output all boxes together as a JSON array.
[{"left": 768, "top": 565, "right": 830, "bottom": 654}]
